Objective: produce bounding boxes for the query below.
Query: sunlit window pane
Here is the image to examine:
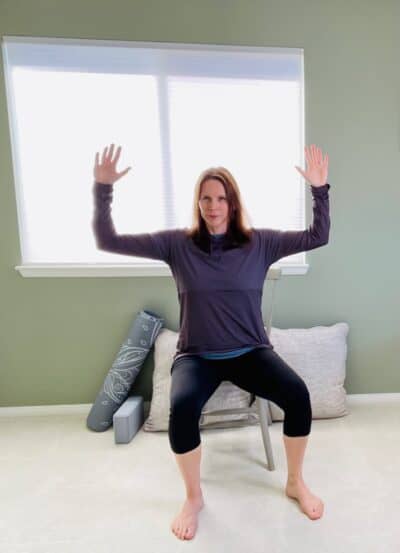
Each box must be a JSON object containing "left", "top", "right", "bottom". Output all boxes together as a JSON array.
[{"left": 3, "top": 38, "right": 305, "bottom": 267}]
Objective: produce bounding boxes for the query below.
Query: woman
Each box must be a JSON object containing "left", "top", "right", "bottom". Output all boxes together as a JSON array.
[{"left": 92, "top": 143, "right": 330, "bottom": 540}]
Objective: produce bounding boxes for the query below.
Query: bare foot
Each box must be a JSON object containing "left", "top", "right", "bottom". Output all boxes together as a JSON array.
[
  {"left": 285, "top": 479, "right": 324, "bottom": 520},
  {"left": 171, "top": 494, "right": 205, "bottom": 540}
]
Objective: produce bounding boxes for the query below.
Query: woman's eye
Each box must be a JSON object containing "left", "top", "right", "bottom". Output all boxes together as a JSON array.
[{"left": 201, "top": 197, "right": 226, "bottom": 201}]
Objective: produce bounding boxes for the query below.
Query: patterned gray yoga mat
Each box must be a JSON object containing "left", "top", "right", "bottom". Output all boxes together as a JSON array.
[{"left": 87, "top": 309, "right": 164, "bottom": 432}]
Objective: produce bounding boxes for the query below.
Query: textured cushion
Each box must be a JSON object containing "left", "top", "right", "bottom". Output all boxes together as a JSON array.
[
  {"left": 143, "top": 328, "right": 258, "bottom": 432},
  {"left": 143, "top": 322, "right": 349, "bottom": 432},
  {"left": 266, "top": 323, "right": 349, "bottom": 420}
]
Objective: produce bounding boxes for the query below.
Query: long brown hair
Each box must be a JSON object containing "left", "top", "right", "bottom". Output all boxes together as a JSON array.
[{"left": 185, "top": 167, "right": 253, "bottom": 252}]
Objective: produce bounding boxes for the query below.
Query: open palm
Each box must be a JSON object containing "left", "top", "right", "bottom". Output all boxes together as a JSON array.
[
  {"left": 295, "top": 144, "right": 329, "bottom": 187},
  {"left": 94, "top": 143, "right": 131, "bottom": 185}
]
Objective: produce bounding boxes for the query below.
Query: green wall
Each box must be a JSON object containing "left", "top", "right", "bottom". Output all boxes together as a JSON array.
[{"left": 1, "top": 0, "right": 399, "bottom": 407}]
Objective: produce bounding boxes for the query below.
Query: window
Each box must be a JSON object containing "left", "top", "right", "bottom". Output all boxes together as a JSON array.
[{"left": 2, "top": 36, "right": 307, "bottom": 277}]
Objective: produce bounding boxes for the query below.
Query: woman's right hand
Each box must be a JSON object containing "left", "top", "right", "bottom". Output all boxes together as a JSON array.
[{"left": 94, "top": 143, "right": 132, "bottom": 185}]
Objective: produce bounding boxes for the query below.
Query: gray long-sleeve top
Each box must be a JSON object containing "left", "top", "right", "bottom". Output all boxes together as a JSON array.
[{"left": 92, "top": 181, "right": 331, "bottom": 361}]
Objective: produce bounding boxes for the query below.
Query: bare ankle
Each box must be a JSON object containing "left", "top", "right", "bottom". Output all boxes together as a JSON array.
[
  {"left": 287, "top": 475, "right": 304, "bottom": 484},
  {"left": 186, "top": 490, "right": 203, "bottom": 501}
]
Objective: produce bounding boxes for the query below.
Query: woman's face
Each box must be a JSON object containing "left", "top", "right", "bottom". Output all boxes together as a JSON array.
[{"left": 198, "top": 178, "right": 230, "bottom": 234}]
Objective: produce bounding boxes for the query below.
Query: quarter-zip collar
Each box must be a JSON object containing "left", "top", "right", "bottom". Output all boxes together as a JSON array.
[{"left": 191, "top": 224, "right": 245, "bottom": 255}]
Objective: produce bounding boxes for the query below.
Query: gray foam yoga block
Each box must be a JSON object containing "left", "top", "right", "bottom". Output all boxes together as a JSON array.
[
  {"left": 87, "top": 309, "right": 164, "bottom": 432},
  {"left": 113, "top": 396, "right": 144, "bottom": 444}
]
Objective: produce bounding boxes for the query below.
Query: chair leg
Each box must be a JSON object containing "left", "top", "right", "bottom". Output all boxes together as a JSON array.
[
  {"left": 266, "top": 400, "right": 272, "bottom": 425},
  {"left": 256, "top": 397, "right": 275, "bottom": 471}
]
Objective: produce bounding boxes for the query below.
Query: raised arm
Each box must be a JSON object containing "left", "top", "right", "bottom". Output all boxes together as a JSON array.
[
  {"left": 92, "top": 144, "right": 173, "bottom": 263},
  {"left": 261, "top": 144, "right": 331, "bottom": 264},
  {"left": 264, "top": 183, "right": 331, "bottom": 264}
]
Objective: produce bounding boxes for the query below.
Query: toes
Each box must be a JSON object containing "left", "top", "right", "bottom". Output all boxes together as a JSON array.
[
  {"left": 171, "top": 519, "right": 190, "bottom": 540},
  {"left": 171, "top": 524, "right": 177, "bottom": 536},
  {"left": 185, "top": 526, "right": 194, "bottom": 539},
  {"left": 310, "top": 503, "right": 324, "bottom": 519},
  {"left": 176, "top": 523, "right": 182, "bottom": 539}
]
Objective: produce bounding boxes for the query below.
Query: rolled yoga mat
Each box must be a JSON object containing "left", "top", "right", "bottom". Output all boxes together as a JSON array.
[{"left": 87, "top": 309, "right": 164, "bottom": 432}]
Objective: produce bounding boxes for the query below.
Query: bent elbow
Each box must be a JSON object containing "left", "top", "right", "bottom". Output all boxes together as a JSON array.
[
  {"left": 94, "top": 234, "right": 113, "bottom": 252},
  {"left": 319, "top": 234, "right": 329, "bottom": 247}
]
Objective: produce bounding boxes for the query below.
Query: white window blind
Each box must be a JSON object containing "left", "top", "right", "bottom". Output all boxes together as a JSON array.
[{"left": 2, "top": 36, "right": 307, "bottom": 277}]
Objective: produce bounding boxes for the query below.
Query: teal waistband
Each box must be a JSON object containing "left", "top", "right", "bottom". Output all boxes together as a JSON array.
[{"left": 198, "top": 346, "right": 256, "bottom": 360}]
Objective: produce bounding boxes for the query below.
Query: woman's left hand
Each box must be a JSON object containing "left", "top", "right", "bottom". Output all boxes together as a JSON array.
[{"left": 295, "top": 144, "right": 329, "bottom": 187}]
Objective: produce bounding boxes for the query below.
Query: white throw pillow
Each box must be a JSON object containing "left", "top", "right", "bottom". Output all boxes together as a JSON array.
[
  {"left": 143, "top": 328, "right": 259, "bottom": 432},
  {"left": 143, "top": 322, "right": 349, "bottom": 432},
  {"left": 266, "top": 322, "right": 349, "bottom": 420}
]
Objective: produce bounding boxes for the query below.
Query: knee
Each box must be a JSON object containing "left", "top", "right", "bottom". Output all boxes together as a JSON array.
[
  {"left": 170, "top": 391, "right": 203, "bottom": 420},
  {"left": 286, "top": 377, "right": 311, "bottom": 409},
  {"left": 282, "top": 378, "right": 312, "bottom": 437},
  {"left": 168, "top": 392, "right": 203, "bottom": 454}
]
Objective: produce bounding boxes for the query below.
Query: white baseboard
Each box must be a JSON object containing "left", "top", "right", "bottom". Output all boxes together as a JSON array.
[
  {"left": 0, "top": 400, "right": 152, "bottom": 417},
  {"left": 343, "top": 393, "right": 400, "bottom": 403},
  {"left": 0, "top": 393, "right": 399, "bottom": 417}
]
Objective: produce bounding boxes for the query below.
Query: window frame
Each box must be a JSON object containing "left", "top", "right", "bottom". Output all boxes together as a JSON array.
[{"left": 2, "top": 35, "right": 309, "bottom": 278}]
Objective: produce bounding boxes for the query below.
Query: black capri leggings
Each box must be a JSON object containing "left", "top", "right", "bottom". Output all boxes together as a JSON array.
[{"left": 168, "top": 346, "right": 312, "bottom": 454}]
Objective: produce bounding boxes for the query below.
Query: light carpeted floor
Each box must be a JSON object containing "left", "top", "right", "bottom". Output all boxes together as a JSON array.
[{"left": 1, "top": 394, "right": 399, "bottom": 553}]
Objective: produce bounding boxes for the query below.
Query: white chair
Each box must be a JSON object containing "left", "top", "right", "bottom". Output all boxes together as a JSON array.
[{"left": 199, "top": 267, "right": 282, "bottom": 471}]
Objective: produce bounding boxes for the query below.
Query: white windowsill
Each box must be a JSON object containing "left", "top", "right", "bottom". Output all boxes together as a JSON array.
[{"left": 14, "top": 263, "right": 309, "bottom": 277}]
